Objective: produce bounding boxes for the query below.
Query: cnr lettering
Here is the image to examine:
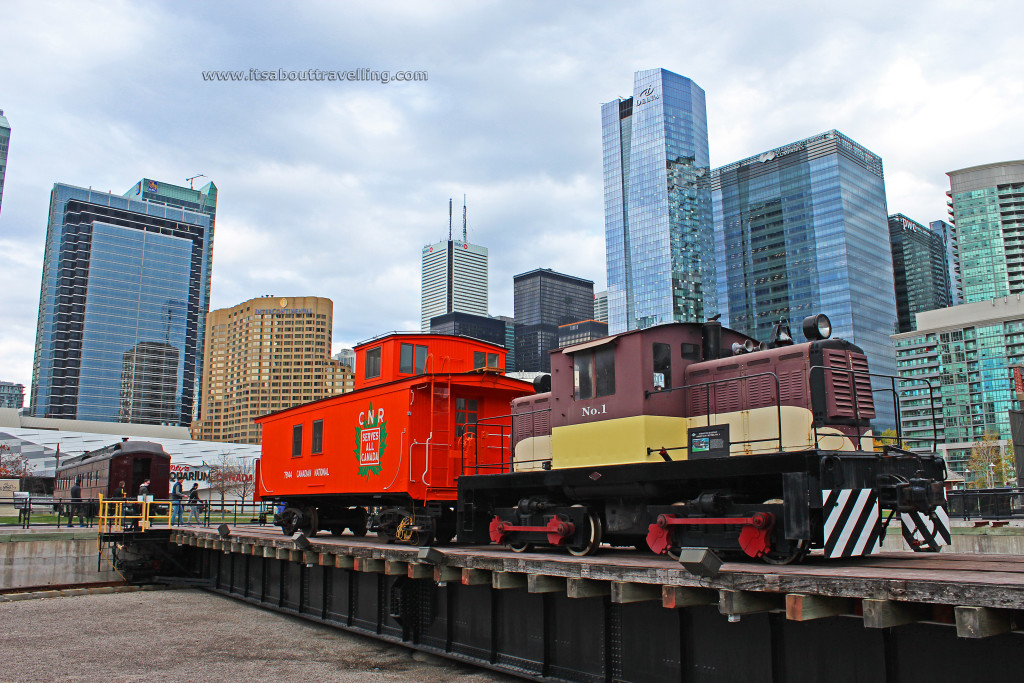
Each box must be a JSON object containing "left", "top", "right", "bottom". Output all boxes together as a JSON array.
[{"left": 358, "top": 408, "right": 385, "bottom": 425}]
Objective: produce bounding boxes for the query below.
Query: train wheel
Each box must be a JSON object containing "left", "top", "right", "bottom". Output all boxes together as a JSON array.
[
  {"left": 279, "top": 507, "right": 302, "bottom": 536},
  {"left": 566, "top": 508, "right": 603, "bottom": 557},
  {"left": 761, "top": 539, "right": 810, "bottom": 565},
  {"left": 299, "top": 507, "right": 319, "bottom": 538},
  {"left": 508, "top": 541, "right": 534, "bottom": 553}
]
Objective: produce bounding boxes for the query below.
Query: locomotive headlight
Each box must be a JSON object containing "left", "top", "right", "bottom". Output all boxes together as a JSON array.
[{"left": 802, "top": 314, "right": 832, "bottom": 341}]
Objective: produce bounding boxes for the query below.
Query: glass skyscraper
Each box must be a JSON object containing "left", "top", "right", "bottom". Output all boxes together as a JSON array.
[
  {"left": 888, "top": 214, "right": 952, "bottom": 333},
  {"left": 124, "top": 178, "right": 217, "bottom": 420},
  {"left": 0, "top": 109, "right": 10, "bottom": 216},
  {"left": 711, "top": 130, "right": 898, "bottom": 427},
  {"left": 513, "top": 268, "right": 594, "bottom": 372},
  {"left": 946, "top": 161, "right": 1024, "bottom": 303},
  {"left": 929, "top": 219, "right": 963, "bottom": 306},
  {"left": 30, "top": 182, "right": 214, "bottom": 425},
  {"left": 602, "top": 68, "right": 714, "bottom": 333}
]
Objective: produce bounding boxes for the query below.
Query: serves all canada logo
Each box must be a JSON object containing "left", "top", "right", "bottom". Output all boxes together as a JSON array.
[{"left": 353, "top": 403, "right": 387, "bottom": 478}]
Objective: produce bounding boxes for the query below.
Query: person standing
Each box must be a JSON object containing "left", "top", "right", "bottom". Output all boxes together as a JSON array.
[
  {"left": 138, "top": 479, "right": 150, "bottom": 498},
  {"left": 186, "top": 483, "right": 201, "bottom": 525},
  {"left": 68, "top": 477, "right": 86, "bottom": 527},
  {"left": 112, "top": 480, "right": 128, "bottom": 530},
  {"left": 170, "top": 478, "right": 184, "bottom": 526}
]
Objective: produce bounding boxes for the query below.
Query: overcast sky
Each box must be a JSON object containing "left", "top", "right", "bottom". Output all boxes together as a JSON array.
[{"left": 1, "top": 0, "right": 1022, "bottom": 392}]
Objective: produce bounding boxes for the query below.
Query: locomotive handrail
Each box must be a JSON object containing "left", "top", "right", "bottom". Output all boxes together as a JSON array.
[
  {"left": 891, "top": 374, "right": 942, "bottom": 451},
  {"left": 684, "top": 371, "right": 784, "bottom": 454},
  {"left": 807, "top": 366, "right": 941, "bottom": 453}
]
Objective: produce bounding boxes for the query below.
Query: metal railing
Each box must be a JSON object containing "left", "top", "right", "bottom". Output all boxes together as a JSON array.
[
  {"left": 0, "top": 495, "right": 274, "bottom": 530},
  {"left": 947, "top": 488, "right": 1024, "bottom": 520}
]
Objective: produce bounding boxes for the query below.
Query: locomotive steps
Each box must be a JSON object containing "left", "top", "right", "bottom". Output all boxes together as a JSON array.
[{"left": 171, "top": 526, "right": 1024, "bottom": 639}]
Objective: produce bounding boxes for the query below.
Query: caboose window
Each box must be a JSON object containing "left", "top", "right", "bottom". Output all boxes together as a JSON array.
[
  {"left": 400, "top": 344, "right": 431, "bottom": 374},
  {"left": 292, "top": 424, "right": 303, "bottom": 457},
  {"left": 312, "top": 419, "right": 323, "bottom": 454},
  {"left": 456, "top": 398, "right": 478, "bottom": 437},
  {"left": 574, "top": 347, "right": 616, "bottom": 399},
  {"left": 474, "top": 351, "right": 486, "bottom": 369},
  {"left": 653, "top": 343, "right": 672, "bottom": 390},
  {"left": 365, "top": 347, "right": 382, "bottom": 379},
  {"left": 400, "top": 344, "right": 415, "bottom": 373}
]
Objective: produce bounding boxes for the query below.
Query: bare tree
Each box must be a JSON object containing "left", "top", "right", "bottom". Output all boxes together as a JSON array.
[
  {"left": 207, "top": 453, "right": 257, "bottom": 508},
  {"left": 966, "top": 430, "right": 1014, "bottom": 488},
  {"left": 0, "top": 443, "right": 34, "bottom": 479}
]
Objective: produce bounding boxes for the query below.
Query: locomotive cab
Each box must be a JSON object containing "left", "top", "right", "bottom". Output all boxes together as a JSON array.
[{"left": 513, "top": 316, "right": 876, "bottom": 471}]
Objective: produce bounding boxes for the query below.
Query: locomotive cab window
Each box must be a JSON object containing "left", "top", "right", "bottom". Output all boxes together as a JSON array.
[
  {"left": 653, "top": 342, "right": 672, "bottom": 390},
  {"left": 574, "top": 346, "right": 616, "bottom": 399},
  {"left": 292, "top": 424, "right": 303, "bottom": 457},
  {"left": 365, "top": 347, "right": 382, "bottom": 379}
]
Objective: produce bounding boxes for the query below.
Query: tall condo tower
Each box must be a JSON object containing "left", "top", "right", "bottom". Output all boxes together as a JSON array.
[
  {"left": 30, "top": 181, "right": 215, "bottom": 425},
  {"left": 190, "top": 296, "right": 354, "bottom": 444},
  {"left": 420, "top": 199, "right": 488, "bottom": 330},
  {"left": 946, "top": 161, "right": 1024, "bottom": 303},
  {"left": 602, "top": 68, "right": 714, "bottom": 333}
]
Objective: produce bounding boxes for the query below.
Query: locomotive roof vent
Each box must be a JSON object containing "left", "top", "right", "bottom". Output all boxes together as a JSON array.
[{"left": 802, "top": 314, "right": 832, "bottom": 341}]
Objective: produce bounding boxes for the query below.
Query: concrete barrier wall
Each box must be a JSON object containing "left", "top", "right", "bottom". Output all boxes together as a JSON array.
[
  {"left": 882, "top": 525, "right": 1024, "bottom": 554},
  {"left": 1, "top": 532, "right": 121, "bottom": 590}
]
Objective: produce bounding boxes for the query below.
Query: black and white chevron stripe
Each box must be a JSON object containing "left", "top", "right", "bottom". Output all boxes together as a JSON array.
[
  {"left": 901, "top": 506, "right": 952, "bottom": 551},
  {"left": 822, "top": 488, "right": 883, "bottom": 558}
]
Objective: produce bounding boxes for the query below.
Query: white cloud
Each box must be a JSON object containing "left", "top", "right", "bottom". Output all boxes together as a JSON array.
[{"left": 2, "top": 0, "right": 1024, "bottom": 397}]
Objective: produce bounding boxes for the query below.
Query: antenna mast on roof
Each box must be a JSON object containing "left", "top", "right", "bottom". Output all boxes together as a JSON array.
[
  {"left": 462, "top": 195, "right": 467, "bottom": 243},
  {"left": 448, "top": 198, "right": 453, "bottom": 241}
]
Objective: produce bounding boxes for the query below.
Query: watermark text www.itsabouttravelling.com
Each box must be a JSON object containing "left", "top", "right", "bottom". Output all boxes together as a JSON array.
[{"left": 201, "top": 68, "right": 428, "bottom": 84}]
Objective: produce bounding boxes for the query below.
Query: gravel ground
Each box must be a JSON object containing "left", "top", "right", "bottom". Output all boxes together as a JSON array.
[{"left": 0, "top": 588, "right": 516, "bottom": 682}]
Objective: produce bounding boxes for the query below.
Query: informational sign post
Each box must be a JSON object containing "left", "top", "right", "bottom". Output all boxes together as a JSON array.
[
  {"left": 687, "top": 424, "right": 730, "bottom": 460},
  {"left": 0, "top": 479, "right": 19, "bottom": 516}
]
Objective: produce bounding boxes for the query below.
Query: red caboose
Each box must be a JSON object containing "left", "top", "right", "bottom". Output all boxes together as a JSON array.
[{"left": 256, "top": 332, "right": 533, "bottom": 543}]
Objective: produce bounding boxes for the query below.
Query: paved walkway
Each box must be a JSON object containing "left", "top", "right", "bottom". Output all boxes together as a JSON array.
[{"left": 0, "top": 588, "right": 513, "bottom": 682}]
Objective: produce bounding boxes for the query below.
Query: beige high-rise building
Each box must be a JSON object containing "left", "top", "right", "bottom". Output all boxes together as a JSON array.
[{"left": 190, "top": 296, "right": 354, "bottom": 444}]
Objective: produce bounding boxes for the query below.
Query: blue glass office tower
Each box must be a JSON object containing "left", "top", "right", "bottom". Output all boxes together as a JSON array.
[
  {"left": 125, "top": 178, "right": 217, "bottom": 419},
  {"left": 888, "top": 214, "right": 952, "bottom": 333},
  {"left": 602, "top": 69, "right": 714, "bottom": 333},
  {"left": 30, "top": 183, "right": 213, "bottom": 425},
  {"left": 711, "top": 130, "right": 898, "bottom": 427}
]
